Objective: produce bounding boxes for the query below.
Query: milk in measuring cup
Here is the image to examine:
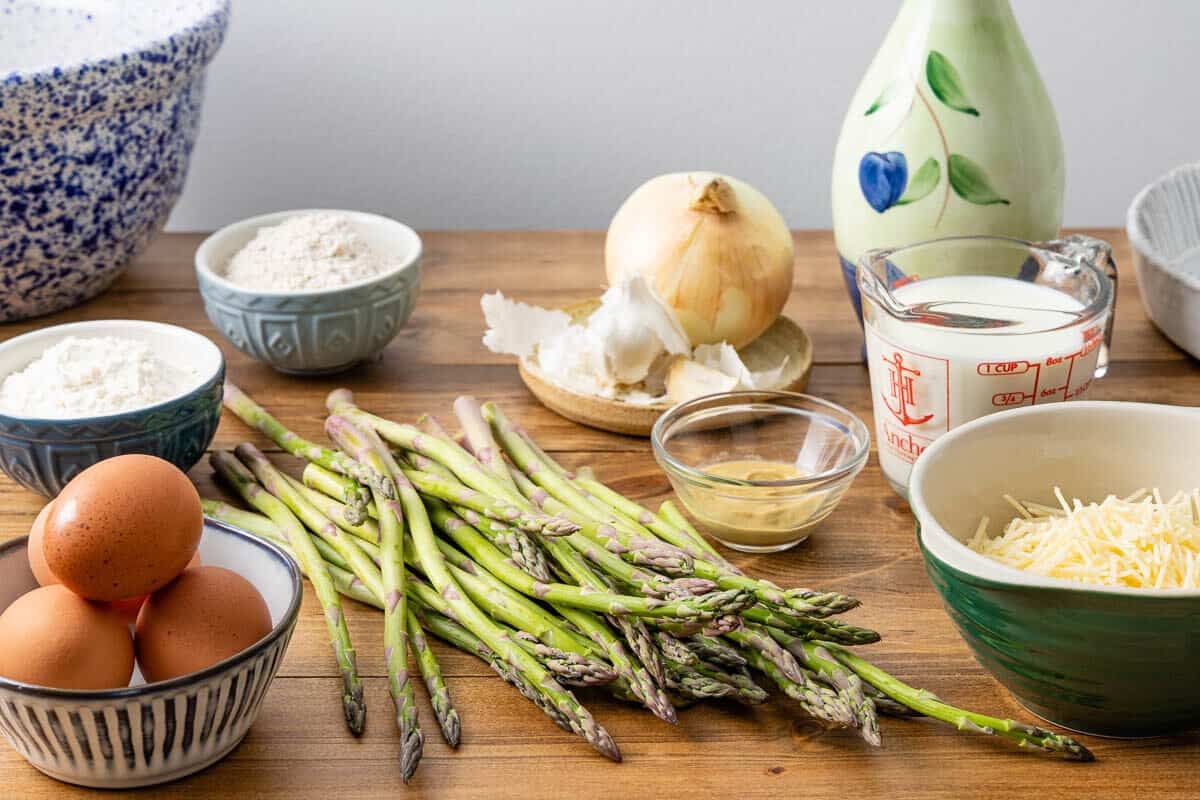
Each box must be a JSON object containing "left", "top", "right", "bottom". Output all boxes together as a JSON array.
[{"left": 865, "top": 274, "right": 1106, "bottom": 495}]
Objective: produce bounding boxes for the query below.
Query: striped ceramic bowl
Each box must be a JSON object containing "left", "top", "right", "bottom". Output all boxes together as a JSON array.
[{"left": 0, "top": 520, "right": 301, "bottom": 788}]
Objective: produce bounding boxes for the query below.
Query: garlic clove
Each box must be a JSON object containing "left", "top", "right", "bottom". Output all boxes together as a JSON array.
[{"left": 666, "top": 358, "right": 739, "bottom": 404}]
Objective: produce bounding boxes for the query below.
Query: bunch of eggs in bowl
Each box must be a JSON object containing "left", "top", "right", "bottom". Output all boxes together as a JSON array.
[{"left": 0, "top": 455, "right": 271, "bottom": 689}]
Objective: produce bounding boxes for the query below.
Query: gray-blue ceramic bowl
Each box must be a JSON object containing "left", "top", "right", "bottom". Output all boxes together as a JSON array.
[
  {"left": 0, "top": 1, "right": 230, "bottom": 321},
  {"left": 195, "top": 209, "right": 423, "bottom": 375},
  {"left": 0, "top": 519, "right": 302, "bottom": 788},
  {"left": 0, "top": 320, "right": 224, "bottom": 497}
]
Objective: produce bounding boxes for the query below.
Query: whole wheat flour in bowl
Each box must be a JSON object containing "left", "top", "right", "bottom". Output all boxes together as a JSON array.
[{"left": 221, "top": 213, "right": 398, "bottom": 292}]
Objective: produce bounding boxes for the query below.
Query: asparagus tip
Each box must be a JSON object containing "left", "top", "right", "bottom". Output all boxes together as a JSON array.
[
  {"left": 344, "top": 689, "right": 367, "bottom": 736},
  {"left": 441, "top": 710, "right": 462, "bottom": 749},
  {"left": 398, "top": 726, "right": 425, "bottom": 783}
]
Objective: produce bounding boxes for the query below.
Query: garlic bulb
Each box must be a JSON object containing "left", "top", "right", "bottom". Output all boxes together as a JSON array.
[{"left": 605, "top": 172, "right": 795, "bottom": 349}]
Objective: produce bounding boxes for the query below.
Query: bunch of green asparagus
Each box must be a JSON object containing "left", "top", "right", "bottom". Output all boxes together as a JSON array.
[{"left": 205, "top": 383, "right": 1094, "bottom": 781}]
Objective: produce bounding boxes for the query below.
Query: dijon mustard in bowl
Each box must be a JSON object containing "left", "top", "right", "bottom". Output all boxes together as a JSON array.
[{"left": 651, "top": 391, "right": 870, "bottom": 553}]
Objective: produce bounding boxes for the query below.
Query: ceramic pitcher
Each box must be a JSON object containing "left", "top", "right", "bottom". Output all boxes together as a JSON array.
[{"left": 831, "top": 0, "right": 1064, "bottom": 325}]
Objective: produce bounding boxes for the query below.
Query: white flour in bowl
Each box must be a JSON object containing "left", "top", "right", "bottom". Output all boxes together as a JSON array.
[
  {"left": 221, "top": 213, "right": 396, "bottom": 291},
  {"left": 0, "top": 337, "right": 200, "bottom": 418}
]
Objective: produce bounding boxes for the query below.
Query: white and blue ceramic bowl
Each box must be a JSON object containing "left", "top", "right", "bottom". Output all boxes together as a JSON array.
[
  {"left": 195, "top": 209, "right": 423, "bottom": 375},
  {"left": 0, "top": 1, "right": 231, "bottom": 321},
  {"left": 0, "top": 320, "right": 224, "bottom": 497},
  {"left": 0, "top": 519, "right": 301, "bottom": 788},
  {"left": 1127, "top": 161, "right": 1200, "bottom": 360}
]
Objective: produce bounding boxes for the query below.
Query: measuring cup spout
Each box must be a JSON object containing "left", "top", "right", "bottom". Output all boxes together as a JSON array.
[{"left": 858, "top": 244, "right": 1028, "bottom": 330}]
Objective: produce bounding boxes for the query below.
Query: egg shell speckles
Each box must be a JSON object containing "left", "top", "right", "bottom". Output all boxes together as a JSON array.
[
  {"left": 0, "top": 585, "right": 134, "bottom": 690},
  {"left": 44, "top": 454, "right": 202, "bottom": 601},
  {"left": 134, "top": 565, "right": 272, "bottom": 684}
]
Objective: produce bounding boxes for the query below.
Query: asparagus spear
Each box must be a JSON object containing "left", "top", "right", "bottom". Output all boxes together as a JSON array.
[
  {"left": 452, "top": 395, "right": 519, "bottom": 491},
  {"left": 742, "top": 648, "right": 856, "bottom": 727},
  {"left": 202, "top": 499, "right": 286, "bottom": 541},
  {"left": 505, "top": 466, "right": 710, "bottom": 599},
  {"left": 512, "top": 632, "right": 618, "bottom": 686},
  {"left": 328, "top": 390, "right": 621, "bottom": 762},
  {"left": 412, "top": 606, "right": 574, "bottom": 735},
  {"left": 768, "top": 629, "right": 880, "bottom": 746},
  {"left": 222, "top": 383, "right": 383, "bottom": 519},
  {"left": 311, "top": 459, "right": 554, "bottom": 582},
  {"left": 403, "top": 467, "right": 579, "bottom": 537},
  {"left": 235, "top": 508, "right": 384, "bottom": 611},
  {"left": 741, "top": 604, "right": 882, "bottom": 645},
  {"left": 209, "top": 451, "right": 367, "bottom": 736},
  {"left": 399, "top": 412, "right": 678, "bottom": 723},
  {"left": 691, "top": 661, "right": 768, "bottom": 705},
  {"left": 684, "top": 634, "right": 748, "bottom": 671},
  {"left": 234, "top": 444, "right": 385, "bottom": 601},
  {"left": 726, "top": 625, "right": 808, "bottom": 683},
  {"left": 407, "top": 609, "right": 461, "bottom": 748},
  {"left": 248, "top": 493, "right": 614, "bottom": 696},
  {"left": 665, "top": 661, "right": 737, "bottom": 700},
  {"left": 484, "top": 402, "right": 864, "bottom": 619},
  {"left": 828, "top": 644, "right": 1095, "bottom": 761},
  {"left": 303, "top": 462, "right": 379, "bottom": 518},
  {"left": 322, "top": 415, "right": 424, "bottom": 781},
  {"left": 867, "top": 687, "right": 925, "bottom": 717},
  {"left": 426, "top": 497, "right": 749, "bottom": 620},
  {"left": 481, "top": 410, "right": 696, "bottom": 577},
  {"left": 283, "top": 473, "right": 381, "bottom": 545}
]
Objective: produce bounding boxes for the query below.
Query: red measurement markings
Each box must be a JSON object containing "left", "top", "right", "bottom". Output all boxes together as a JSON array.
[
  {"left": 992, "top": 390, "right": 1032, "bottom": 407},
  {"left": 978, "top": 361, "right": 1034, "bottom": 376}
]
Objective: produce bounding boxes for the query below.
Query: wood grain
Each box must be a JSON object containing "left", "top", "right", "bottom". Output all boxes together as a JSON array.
[{"left": 0, "top": 230, "right": 1197, "bottom": 799}]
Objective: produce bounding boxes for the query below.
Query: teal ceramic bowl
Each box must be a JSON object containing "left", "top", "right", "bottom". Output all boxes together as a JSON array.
[
  {"left": 0, "top": 320, "right": 224, "bottom": 497},
  {"left": 910, "top": 401, "right": 1200, "bottom": 737},
  {"left": 195, "top": 209, "right": 421, "bottom": 375}
]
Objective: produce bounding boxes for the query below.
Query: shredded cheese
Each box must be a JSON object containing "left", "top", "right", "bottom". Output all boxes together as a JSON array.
[{"left": 968, "top": 488, "right": 1200, "bottom": 590}]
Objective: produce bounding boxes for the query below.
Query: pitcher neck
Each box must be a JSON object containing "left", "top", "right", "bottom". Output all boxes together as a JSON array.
[{"left": 901, "top": 0, "right": 1017, "bottom": 23}]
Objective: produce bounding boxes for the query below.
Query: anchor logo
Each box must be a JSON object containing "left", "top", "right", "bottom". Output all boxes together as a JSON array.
[{"left": 881, "top": 352, "right": 934, "bottom": 426}]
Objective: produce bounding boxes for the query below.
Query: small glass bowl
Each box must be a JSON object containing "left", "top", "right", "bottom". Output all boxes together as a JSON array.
[{"left": 651, "top": 391, "right": 871, "bottom": 553}]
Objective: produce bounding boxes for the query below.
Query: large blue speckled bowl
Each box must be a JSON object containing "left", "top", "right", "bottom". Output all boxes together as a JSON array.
[
  {"left": 912, "top": 401, "right": 1200, "bottom": 737},
  {"left": 0, "top": 1, "right": 231, "bottom": 321},
  {"left": 0, "top": 320, "right": 224, "bottom": 497}
]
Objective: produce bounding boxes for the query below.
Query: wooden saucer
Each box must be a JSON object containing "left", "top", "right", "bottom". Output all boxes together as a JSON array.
[{"left": 518, "top": 305, "right": 814, "bottom": 437}]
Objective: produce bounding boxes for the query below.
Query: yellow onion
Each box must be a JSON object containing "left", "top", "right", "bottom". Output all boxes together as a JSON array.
[{"left": 605, "top": 172, "right": 794, "bottom": 348}]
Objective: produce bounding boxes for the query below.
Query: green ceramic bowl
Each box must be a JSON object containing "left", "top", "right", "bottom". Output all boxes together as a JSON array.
[{"left": 910, "top": 401, "right": 1200, "bottom": 737}]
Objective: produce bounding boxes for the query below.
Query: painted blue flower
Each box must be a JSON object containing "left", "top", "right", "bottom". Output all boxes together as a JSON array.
[{"left": 859, "top": 151, "right": 908, "bottom": 213}]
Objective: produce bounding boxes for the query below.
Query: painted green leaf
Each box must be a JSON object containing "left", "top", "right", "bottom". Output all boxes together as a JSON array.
[
  {"left": 864, "top": 81, "right": 897, "bottom": 116},
  {"left": 896, "top": 157, "right": 940, "bottom": 205},
  {"left": 948, "top": 154, "right": 1009, "bottom": 205},
  {"left": 926, "top": 51, "right": 980, "bottom": 116}
]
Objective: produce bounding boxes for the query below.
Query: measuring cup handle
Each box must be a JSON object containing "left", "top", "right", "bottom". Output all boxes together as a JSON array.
[
  {"left": 1094, "top": 248, "right": 1118, "bottom": 379},
  {"left": 1050, "top": 234, "right": 1119, "bottom": 379}
]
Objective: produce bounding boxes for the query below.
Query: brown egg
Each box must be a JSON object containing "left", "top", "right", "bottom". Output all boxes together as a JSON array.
[
  {"left": 108, "top": 552, "right": 202, "bottom": 623},
  {"left": 27, "top": 501, "right": 58, "bottom": 586},
  {"left": 0, "top": 585, "right": 134, "bottom": 690},
  {"left": 135, "top": 566, "right": 272, "bottom": 683},
  {"left": 45, "top": 454, "right": 202, "bottom": 601}
]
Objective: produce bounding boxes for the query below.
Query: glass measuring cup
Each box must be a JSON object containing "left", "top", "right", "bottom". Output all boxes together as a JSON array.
[{"left": 858, "top": 234, "right": 1117, "bottom": 497}]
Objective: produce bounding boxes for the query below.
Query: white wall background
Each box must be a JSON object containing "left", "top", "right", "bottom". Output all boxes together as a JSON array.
[{"left": 168, "top": 0, "right": 1200, "bottom": 231}]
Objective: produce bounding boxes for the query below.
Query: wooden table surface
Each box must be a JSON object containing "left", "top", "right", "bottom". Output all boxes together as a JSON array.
[{"left": 1, "top": 229, "right": 1197, "bottom": 799}]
